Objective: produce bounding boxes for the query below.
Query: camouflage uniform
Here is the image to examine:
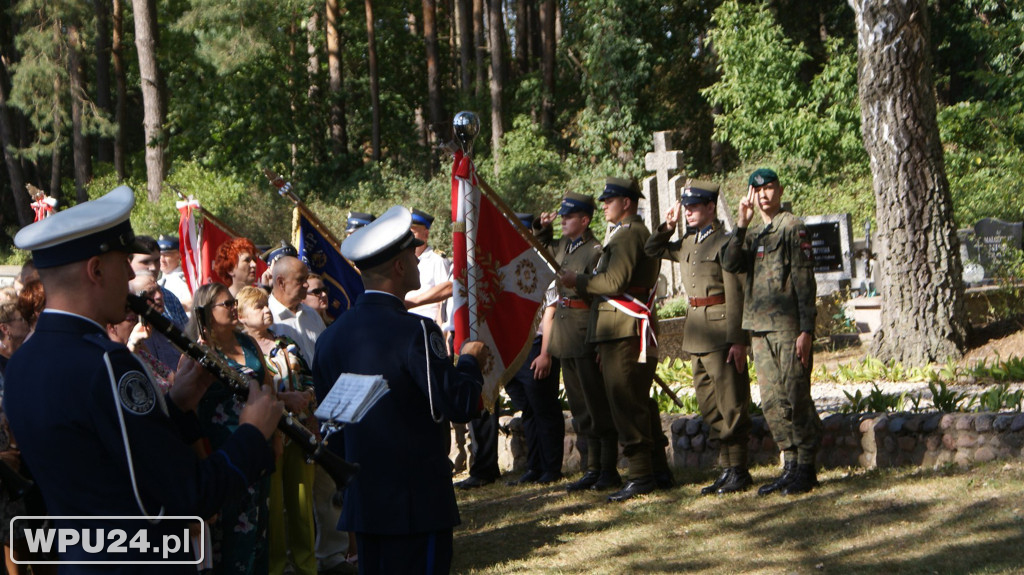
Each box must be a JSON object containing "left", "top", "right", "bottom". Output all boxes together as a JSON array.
[
  {"left": 537, "top": 225, "right": 619, "bottom": 477},
  {"left": 646, "top": 220, "right": 751, "bottom": 469},
  {"left": 721, "top": 210, "right": 821, "bottom": 465},
  {"left": 576, "top": 214, "right": 669, "bottom": 480}
]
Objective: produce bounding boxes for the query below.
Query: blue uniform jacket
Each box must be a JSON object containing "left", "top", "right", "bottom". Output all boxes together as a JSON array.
[
  {"left": 3, "top": 311, "right": 275, "bottom": 573},
  {"left": 312, "top": 291, "right": 482, "bottom": 535}
]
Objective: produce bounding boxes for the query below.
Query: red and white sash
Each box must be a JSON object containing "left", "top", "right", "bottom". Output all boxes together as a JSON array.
[{"left": 601, "top": 284, "right": 658, "bottom": 363}]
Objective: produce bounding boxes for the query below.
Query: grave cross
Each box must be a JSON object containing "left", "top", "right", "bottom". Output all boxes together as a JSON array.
[{"left": 644, "top": 131, "right": 685, "bottom": 227}]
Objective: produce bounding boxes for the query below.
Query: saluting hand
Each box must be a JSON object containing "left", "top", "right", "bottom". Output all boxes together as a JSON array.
[
  {"left": 539, "top": 212, "right": 557, "bottom": 228},
  {"left": 663, "top": 203, "right": 681, "bottom": 231},
  {"left": 737, "top": 185, "right": 755, "bottom": 228}
]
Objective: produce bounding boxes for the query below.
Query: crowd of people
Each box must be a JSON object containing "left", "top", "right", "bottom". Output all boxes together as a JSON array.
[{"left": 0, "top": 166, "right": 820, "bottom": 574}]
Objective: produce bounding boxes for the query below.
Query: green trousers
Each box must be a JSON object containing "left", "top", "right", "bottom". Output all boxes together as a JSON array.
[{"left": 751, "top": 330, "right": 822, "bottom": 465}]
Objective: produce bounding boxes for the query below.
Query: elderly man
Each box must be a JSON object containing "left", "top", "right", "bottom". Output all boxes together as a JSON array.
[
  {"left": 313, "top": 206, "right": 487, "bottom": 574},
  {"left": 4, "top": 186, "right": 281, "bottom": 570},
  {"left": 157, "top": 234, "right": 191, "bottom": 311}
]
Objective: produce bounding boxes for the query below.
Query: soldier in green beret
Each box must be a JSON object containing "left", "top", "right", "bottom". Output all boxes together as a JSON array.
[
  {"left": 536, "top": 192, "right": 622, "bottom": 492},
  {"left": 645, "top": 179, "right": 753, "bottom": 495},
  {"left": 559, "top": 177, "right": 672, "bottom": 502},
  {"left": 721, "top": 168, "right": 822, "bottom": 495}
]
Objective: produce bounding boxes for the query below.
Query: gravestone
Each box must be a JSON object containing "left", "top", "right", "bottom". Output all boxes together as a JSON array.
[
  {"left": 972, "top": 218, "right": 1023, "bottom": 279},
  {"left": 801, "top": 213, "right": 853, "bottom": 296}
]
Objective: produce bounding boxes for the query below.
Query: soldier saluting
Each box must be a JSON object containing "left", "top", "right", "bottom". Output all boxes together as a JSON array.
[
  {"left": 721, "top": 168, "right": 822, "bottom": 496},
  {"left": 645, "top": 180, "right": 753, "bottom": 495}
]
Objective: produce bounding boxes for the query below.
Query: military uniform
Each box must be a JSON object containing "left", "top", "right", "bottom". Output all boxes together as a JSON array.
[
  {"left": 647, "top": 206, "right": 753, "bottom": 493},
  {"left": 314, "top": 206, "right": 484, "bottom": 574},
  {"left": 576, "top": 199, "right": 670, "bottom": 495},
  {"left": 721, "top": 171, "right": 821, "bottom": 495},
  {"left": 4, "top": 186, "right": 276, "bottom": 572},
  {"left": 538, "top": 224, "right": 619, "bottom": 488}
]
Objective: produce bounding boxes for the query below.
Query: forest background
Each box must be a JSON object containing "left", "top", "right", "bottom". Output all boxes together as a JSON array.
[{"left": 0, "top": 0, "right": 1021, "bottom": 259}]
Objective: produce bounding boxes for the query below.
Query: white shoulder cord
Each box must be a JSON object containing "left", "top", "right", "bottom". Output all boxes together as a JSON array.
[
  {"left": 421, "top": 320, "right": 443, "bottom": 423},
  {"left": 104, "top": 352, "right": 164, "bottom": 523}
]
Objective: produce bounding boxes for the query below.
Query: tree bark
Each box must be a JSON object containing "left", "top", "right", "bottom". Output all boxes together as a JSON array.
[
  {"left": 132, "top": 0, "right": 166, "bottom": 201},
  {"left": 513, "top": 0, "right": 528, "bottom": 77},
  {"left": 0, "top": 56, "right": 31, "bottom": 227},
  {"left": 94, "top": 0, "right": 114, "bottom": 164},
  {"left": 326, "top": 0, "right": 348, "bottom": 154},
  {"left": 456, "top": 0, "right": 473, "bottom": 95},
  {"left": 423, "top": 0, "right": 445, "bottom": 145},
  {"left": 850, "top": 0, "right": 967, "bottom": 365},
  {"left": 68, "top": 25, "right": 90, "bottom": 203},
  {"left": 306, "top": 7, "right": 322, "bottom": 162},
  {"left": 112, "top": 0, "right": 127, "bottom": 180},
  {"left": 487, "top": 0, "right": 505, "bottom": 172},
  {"left": 365, "top": 0, "right": 381, "bottom": 162},
  {"left": 473, "top": 0, "right": 486, "bottom": 99},
  {"left": 539, "top": 0, "right": 555, "bottom": 130}
]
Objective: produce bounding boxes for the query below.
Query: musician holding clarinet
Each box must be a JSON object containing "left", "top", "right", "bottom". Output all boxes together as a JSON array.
[{"left": 3, "top": 186, "right": 284, "bottom": 572}]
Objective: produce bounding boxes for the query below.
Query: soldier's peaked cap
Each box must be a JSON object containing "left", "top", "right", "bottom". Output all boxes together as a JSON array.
[
  {"left": 342, "top": 206, "right": 424, "bottom": 269},
  {"left": 15, "top": 185, "right": 148, "bottom": 269},
  {"left": 679, "top": 179, "right": 720, "bottom": 205},
  {"left": 597, "top": 177, "right": 643, "bottom": 201},
  {"left": 410, "top": 209, "right": 435, "bottom": 229},
  {"left": 558, "top": 192, "right": 596, "bottom": 216}
]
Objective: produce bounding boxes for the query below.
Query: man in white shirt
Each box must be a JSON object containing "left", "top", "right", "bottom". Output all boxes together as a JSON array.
[
  {"left": 157, "top": 235, "right": 192, "bottom": 311},
  {"left": 405, "top": 209, "right": 452, "bottom": 324}
]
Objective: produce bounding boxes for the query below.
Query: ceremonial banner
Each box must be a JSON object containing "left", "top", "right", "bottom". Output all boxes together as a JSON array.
[
  {"left": 450, "top": 150, "right": 557, "bottom": 404},
  {"left": 292, "top": 205, "right": 364, "bottom": 318},
  {"left": 176, "top": 199, "right": 267, "bottom": 293}
]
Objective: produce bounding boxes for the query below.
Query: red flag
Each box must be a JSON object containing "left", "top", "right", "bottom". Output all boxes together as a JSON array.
[
  {"left": 176, "top": 199, "right": 267, "bottom": 294},
  {"left": 450, "top": 150, "right": 556, "bottom": 404}
]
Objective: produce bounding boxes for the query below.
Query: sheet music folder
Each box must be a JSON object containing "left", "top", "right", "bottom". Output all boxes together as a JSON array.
[{"left": 314, "top": 373, "right": 390, "bottom": 424}]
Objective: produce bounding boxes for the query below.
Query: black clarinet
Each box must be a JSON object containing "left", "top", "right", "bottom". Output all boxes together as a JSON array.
[{"left": 126, "top": 294, "right": 358, "bottom": 488}]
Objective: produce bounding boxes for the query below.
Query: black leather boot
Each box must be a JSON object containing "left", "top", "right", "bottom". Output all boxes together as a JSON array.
[
  {"left": 757, "top": 460, "right": 798, "bottom": 496},
  {"left": 590, "top": 468, "right": 623, "bottom": 491},
  {"left": 781, "top": 464, "right": 819, "bottom": 495},
  {"left": 565, "top": 470, "right": 601, "bottom": 492},
  {"left": 700, "top": 468, "right": 732, "bottom": 496},
  {"left": 607, "top": 475, "right": 656, "bottom": 502},
  {"left": 716, "top": 467, "right": 752, "bottom": 494}
]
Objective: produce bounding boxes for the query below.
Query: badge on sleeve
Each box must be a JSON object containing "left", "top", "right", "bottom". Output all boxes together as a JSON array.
[
  {"left": 429, "top": 331, "right": 449, "bottom": 360},
  {"left": 117, "top": 370, "right": 157, "bottom": 415}
]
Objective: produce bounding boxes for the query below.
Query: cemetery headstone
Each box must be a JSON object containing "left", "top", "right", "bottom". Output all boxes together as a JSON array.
[
  {"left": 972, "top": 218, "right": 1023, "bottom": 279},
  {"left": 801, "top": 213, "right": 853, "bottom": 296}
]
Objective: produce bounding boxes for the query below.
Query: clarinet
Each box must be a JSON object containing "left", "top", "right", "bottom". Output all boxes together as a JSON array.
[{"left": 126, "top": 294, "right": 358, "bottom": 488}]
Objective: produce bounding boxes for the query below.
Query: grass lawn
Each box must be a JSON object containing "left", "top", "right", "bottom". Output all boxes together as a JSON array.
[{"left": 451, "top": 462, "right": 1024, "bottom": 574}]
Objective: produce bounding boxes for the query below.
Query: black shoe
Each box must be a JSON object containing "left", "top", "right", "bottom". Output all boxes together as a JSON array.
[
  {"left": 781, "top": 464, "right": 819, "bottom": 495},
  {"left": 455, "top": 476, "right": 494, "bottom": 490},
  {"left": 757, "top": 461, "right": 798, "bottom": 497},
  {"left": 591, "top": 469, "right": 623, "bottom": 491},
  {"left": 566, "top": 470, "right": 601, "bottom": 492},
  {"left": 607, "top": 476, "right": 657, "bottom": 502},
  {"left": 700, "top": 468, "right": 732, "bottom": 496},
  {"left": 536, "top": 471, "right": 563, "bottom": 484},
  {"left": 717, "top": 467, "right": 753, "bottom": 494},
  {"left": 654, "top": 470, "right": 675, "bottom": 490},
  {"left": 506, "top": 469, "right": 542, "bottom": 486}
]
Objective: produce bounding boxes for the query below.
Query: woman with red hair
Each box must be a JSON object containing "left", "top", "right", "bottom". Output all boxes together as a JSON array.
[{"left": 214, "top": 237, "right": 259, "bottom": 296}]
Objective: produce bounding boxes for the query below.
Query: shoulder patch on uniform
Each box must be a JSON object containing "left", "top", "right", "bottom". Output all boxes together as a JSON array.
[
  {"left": 429, "top": 331, "right": 448, "bottom": 359},
  {"left": 118, "top": 370, "right": 156, "bottom": 415}
]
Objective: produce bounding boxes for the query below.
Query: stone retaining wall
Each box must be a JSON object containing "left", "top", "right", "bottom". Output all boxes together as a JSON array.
[{"left": 472, "top": 411, "right": 1024, "bottom": 474}]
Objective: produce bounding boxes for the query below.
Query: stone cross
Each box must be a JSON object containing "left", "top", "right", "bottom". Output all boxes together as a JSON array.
[{"left": 644, "top": 131, "right": 685, "bottom": 228}]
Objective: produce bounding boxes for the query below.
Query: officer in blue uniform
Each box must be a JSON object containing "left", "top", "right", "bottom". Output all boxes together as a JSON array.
[
  {"left": 3, "top": 186, "right": 283, "bottom": 572},
  {"left": 313, "top": 205, "right": 488, "bottom": 575}
]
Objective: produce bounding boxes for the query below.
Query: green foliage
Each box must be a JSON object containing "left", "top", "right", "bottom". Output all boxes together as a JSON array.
[
  {"left": 656, "top": 356, "right": 693, "bottom": 387},
  {"left": 652, "top": 389, "right": 700, "bottom": 416},
  {"left": 929, "top": 381, "right": 974, "bottom": 413},
  {"left": 974, "top": 384, "right": 1024, "bottom": 413},
  {"left": 492, "top": 115, "right": 571, "bottom": 214},
  {"left": 839, "top": 384, "right": 920, "bottom": 415},
  {"left": 656, "top": 296, "right": 688, "bottom": 320}
]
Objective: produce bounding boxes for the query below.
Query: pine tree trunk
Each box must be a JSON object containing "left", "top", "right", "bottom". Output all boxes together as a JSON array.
[
  {"left": 326, "top": 0, "right": 347, "bottom": 154},
  {"left": 513, "top": 0, "right": 528, "bottom": 77},
  {"left": 132, "top": 0, "right": 165, "bottom": 201},
  {"left": 539, "top": 0, "right": 555, "bottom": 131},
  {"left": 423, "top": 0, "right": 445, "bottom": 136},
  {"left": 457, "top": 0, "right": 473, "bottom": 95},
  {"left": 850, "top": 0, "right": 967, "bottom": 365},
  {"left": 473, "top": 0, "right": 486, "bottom": 99},
  {"left": 365, "top": 0, "right": 381, "bottom": 162},
  {"left": 0, "top": 58, "right": 31, "bottom": 227},
  {"left": 306, "top": 8, "right": 322, "bottom": 162},
  {"left": 68, "top": 25, "right": 91, "bottom": 203},
  {"left": 112, "top": 0, "right": 127, "bottom": 180},
  {"left": 487, "top": 0, "right": 505, "bottom": 172},
  {"left": 94, "top": 0, "right": 114, "bottom": 164}
]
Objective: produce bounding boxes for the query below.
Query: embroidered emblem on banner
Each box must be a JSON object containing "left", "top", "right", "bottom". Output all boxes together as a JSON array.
[
  {"left": 514, "top": 259, "right": 538, "bottom": 294},
  {"left": 118, "top": 370, "right": 156, "bottom": 415},
  {"left": 429, "top": 331, "right": 448, "bottom": 359}
]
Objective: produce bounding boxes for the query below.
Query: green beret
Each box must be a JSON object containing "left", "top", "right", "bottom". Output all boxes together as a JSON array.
[{"left": 748, "top": 168, "right": 779, "bottom": 187}]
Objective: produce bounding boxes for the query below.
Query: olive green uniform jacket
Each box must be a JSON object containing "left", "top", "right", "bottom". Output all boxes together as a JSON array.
[
  {"left": 576, "top": 214, "right": 660, "bottom": 344},
  {"left": 536, "top": 226, "right": 604, "bottom": 358},
  {"left": 645, "top": 221, "right": 749, "bottom": 353}
]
